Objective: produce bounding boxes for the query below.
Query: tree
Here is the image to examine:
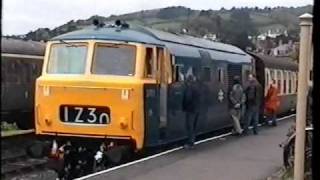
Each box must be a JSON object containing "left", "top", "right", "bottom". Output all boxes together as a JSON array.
[{"left": 219, "top": 9, "right": 257, "bottom": 50}]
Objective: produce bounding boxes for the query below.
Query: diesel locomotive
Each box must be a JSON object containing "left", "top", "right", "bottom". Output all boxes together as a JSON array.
[
  {"left": 1, "top": 38, "right": 45, "bottom": 129},
  {"left": 33, "top": 22, "right": 297, "bottom": 176}
]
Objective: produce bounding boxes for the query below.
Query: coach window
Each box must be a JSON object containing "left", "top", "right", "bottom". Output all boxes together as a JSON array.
[
  {"left": 270, "top": 69, "right": 275, "bottom": 80},
  {"left": 24, "top": 63, "right": 32, "bottom": 83},
  {"left": 288, "top": 72, "right": 292, "bottom": 94},
  {"left": 283, "top": 71, "right": 287, "bottom": 94},
  {"left": 292, "top": 72, "right": 296, "bottom": 94},
  {"left": 13, "top": 61, "right": 21, "bottom": 84},
  {"left": 1, "top": 62, "right": 6, "bottom": 83},
  {"left": 144, "top": 47, "right": 154, "bottom": 78},
  {"left": 277, "top": 70, "right": 282, "bottom": 95}
]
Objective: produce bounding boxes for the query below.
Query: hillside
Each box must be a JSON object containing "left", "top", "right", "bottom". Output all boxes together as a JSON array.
[{"left": 15, "top": 5, "right": 313, "bottom": 49}]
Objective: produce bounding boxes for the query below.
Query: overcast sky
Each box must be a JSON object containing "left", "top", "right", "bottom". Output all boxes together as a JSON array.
[{"left": 2, "top": 0, "right": 313, "bottom": 35}]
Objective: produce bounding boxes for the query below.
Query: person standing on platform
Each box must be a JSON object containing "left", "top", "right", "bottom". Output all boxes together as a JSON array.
[
  {"left": 229, "top": 76, "right": 245, "bottom": 135},
  {"left": 264, "top": 79, "right": 280, "bottom": 126},
  {"left": 243, "top": 74, "right": 263, "bottom": 135},
  {"left": 182, "top": 74, "right": 199, "bottom": 149}
]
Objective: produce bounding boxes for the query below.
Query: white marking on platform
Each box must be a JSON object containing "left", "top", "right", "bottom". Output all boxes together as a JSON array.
[{"left": 76, "top": 114, "right": 295, "bottom": 180}]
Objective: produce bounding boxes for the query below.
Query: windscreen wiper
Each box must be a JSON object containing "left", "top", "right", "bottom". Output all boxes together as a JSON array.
[{"left": 59, "top": 40, "right": 80, "bottom": 47}]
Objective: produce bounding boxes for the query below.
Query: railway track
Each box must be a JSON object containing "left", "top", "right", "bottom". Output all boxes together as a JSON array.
[{"left": 1, "top": 129, "right": 49, "bottom": 179}]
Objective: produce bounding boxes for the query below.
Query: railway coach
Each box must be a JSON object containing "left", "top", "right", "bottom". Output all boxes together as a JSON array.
[
  {"left": 249, "top": 53, "right": 298, "bottom": 117},
  {"left": 1, "top": 38, "right": 45, "bottom": 129},
  {"left": 34, "top": 21, "right": 297, "bottom": 177}
]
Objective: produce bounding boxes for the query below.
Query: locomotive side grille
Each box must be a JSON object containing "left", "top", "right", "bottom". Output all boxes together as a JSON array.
[{"left": 227, "top": 64, "right": 242, "bottom": 90}]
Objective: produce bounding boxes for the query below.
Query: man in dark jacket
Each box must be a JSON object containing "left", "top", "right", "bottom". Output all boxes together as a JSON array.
[
  {"left": 229, "top": 76, "right": 245, "bottom": 135},
  {"left": 243, "top": 74, "right": 263, "bottom": 135},
  {"left": 182, "top": 74, "right": 199, "bottom": 148}
]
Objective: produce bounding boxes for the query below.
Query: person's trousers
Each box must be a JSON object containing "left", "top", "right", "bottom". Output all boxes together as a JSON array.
[
  {"left": 185, "top": 112, "right": 198, "bottom": 146},
  {"left": 230, "top": 108, "right": 243, "bottom": 134},
  {"left": 245, "top": 106, "right": 259, "bottom": 133}
]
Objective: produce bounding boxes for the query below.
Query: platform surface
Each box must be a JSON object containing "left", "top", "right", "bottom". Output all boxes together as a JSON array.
[{"left": 86, "top": 117, "right": 294, "bottom": 180}]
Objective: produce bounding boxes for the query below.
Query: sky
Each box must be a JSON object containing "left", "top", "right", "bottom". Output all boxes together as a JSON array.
[{"left": 2, "top": 0, "right": 313, "bottom": 35}]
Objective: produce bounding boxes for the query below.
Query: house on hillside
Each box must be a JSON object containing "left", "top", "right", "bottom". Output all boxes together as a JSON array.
[
  {"left": 203, "top": 33, "right": 217, "bottom": 41},
  {"left": 271, "top": 40, "right": 297, "bottom": 56}
]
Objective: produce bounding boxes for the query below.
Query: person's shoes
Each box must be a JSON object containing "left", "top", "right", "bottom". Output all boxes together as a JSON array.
[
  {"left": 242, "top": 130, "right": 248, "bottom": 136},
  {"left": 232, "top": 131, "right": 240, "bottom": 136},
  {"left": 253, "top": 130, "right": 258, "bottom": 135},
  {"left": 189, "top": 144, "right": 195, "bottom": 149}
]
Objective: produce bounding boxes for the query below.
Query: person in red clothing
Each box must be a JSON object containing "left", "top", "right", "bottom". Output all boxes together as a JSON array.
[{"left": 264, "top": 79, "right": 280, "bottom": 126}]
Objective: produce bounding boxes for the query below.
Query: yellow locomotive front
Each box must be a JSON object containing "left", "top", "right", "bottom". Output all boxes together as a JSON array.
[{"left": 35, "top": 40, "right": 149, "bottom": 151}]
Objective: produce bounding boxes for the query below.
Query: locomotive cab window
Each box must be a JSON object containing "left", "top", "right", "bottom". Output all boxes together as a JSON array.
[
  {"left": 92, "top": 44, "right": 136, "bottom": 76},
  {"left": 144, "top": 47, "right": 154, "bottom": 78},
  {"left": 47, "top": 43, "right": 87, "bottom": 74}
]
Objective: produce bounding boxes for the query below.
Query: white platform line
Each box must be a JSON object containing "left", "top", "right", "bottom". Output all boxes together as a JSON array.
[{"left": 76, "top": 114, "right": 295, "bottom": 180}]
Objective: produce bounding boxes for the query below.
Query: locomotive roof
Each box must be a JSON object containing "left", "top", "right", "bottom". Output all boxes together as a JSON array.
[
  {"left": 52, "top": 25, "right": 249, "bottom": 58},
  {"left": 1, "top": 38, "right": 46, "bottom": 56},
  {"left": 249, "top": 53, "right": 298, "bottom": 71}
]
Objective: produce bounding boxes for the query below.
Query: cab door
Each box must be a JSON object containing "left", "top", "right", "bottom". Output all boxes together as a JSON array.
[
  {"left": 143, "top": 46, "right": 171, "bottom": 146},
  {"left": 157, "top": 47, "right": 171, "bottom": 140}
]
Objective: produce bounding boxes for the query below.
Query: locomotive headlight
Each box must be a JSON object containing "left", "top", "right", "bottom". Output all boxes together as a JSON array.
[
  {"left": 119, "top": 117, "right": 128, "bottom": 129},
  {"left": 121, "top": 89, "right": 129, "bottom": 100}
]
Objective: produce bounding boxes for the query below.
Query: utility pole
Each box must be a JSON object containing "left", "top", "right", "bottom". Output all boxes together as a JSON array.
[{"left": 294, "top": 13, "right": 313, "bottom": 180}]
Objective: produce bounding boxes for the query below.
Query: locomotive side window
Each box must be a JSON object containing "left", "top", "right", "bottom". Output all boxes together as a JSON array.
[
  {"left": 144, "top": 47, "right": 154, "bottom": 78},
  {"left": 174, "top": 64, "right": 184, "bottom": 82},
  {"left": 48, "top": 43, "right": 87, "bottom": 74},
  {"left": 218, "top": 68, "right": 224, "bottom": 83},
  {"left": 92, "top": 44, "right": 136, "bottom": 76}
]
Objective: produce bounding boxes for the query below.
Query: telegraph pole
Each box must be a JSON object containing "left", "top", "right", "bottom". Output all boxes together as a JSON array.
[{"left": 294, "top": 13, "right": 313, "bottom": 180}]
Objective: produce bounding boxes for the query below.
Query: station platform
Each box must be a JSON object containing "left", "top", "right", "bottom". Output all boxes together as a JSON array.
[{"left": 81, "top": 116, "right": 294, "bottom": 180}]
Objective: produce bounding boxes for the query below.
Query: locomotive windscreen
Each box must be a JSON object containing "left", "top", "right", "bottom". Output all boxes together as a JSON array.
[
  {"left": 47, "top": 43, "right": 87, "bottom": 74},
  {"left": 92, "top": 44, "right": 136, "bottom": 76}
]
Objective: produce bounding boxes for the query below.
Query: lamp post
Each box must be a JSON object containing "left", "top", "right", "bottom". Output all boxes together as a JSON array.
[{"left": 294, "top": 13, "right": 313, "bottom": 180}]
